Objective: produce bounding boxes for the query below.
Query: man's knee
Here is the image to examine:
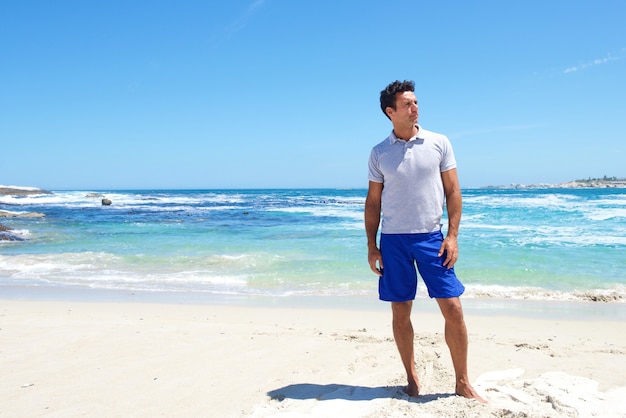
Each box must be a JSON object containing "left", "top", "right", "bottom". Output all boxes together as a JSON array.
[
  {"left": 437, "top": 298, "right": 464, "bottom": 323},
  {"left": 391, "top": 301, "right": 413, "bottom": 324}
]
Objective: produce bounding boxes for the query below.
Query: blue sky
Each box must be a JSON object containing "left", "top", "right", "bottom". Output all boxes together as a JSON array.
[{"left": 1, "top": 0, "right": 625, "bottom": 190}]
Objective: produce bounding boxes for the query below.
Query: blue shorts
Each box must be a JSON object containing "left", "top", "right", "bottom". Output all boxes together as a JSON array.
[{"left": 379, "top": 231, "right": 465, "bottom": 301}]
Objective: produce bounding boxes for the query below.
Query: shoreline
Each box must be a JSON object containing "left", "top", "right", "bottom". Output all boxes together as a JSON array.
[
  {"left": 3, "top": 283, "right": 626, "bottom": 321},
  {"left": 2, "top": 297, "right": 625, "bottom": 417}
]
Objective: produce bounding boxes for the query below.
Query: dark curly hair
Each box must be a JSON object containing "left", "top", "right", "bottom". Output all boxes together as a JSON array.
[{"left": 380, "top": 80, "right": 415, "bottom": 120}]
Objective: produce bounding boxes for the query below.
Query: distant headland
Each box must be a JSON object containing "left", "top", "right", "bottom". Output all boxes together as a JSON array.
[
  {"left": 484, "top": 176, "right": 626, "bottom": 189},
  {"left": 0, "top": 186, "right": 52, "bottom": 196}
]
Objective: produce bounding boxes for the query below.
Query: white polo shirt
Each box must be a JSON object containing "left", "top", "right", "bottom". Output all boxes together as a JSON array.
[{"left": 368, "top": 125, "right": 457, "bottom": 234}]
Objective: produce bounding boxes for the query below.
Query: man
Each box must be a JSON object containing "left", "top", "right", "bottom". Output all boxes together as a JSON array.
[{"left": 364, "top": 80, "right": 485, "bottom": 402}]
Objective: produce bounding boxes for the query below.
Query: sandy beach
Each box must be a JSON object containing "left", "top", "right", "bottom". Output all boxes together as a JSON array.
[{"left": 1, "top": 295, "right": 625, "bottom": 418}]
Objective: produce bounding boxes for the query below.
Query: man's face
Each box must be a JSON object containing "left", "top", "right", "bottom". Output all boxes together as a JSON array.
[{"left": 387, "top": 91, "right": 418, "bottom": 127}]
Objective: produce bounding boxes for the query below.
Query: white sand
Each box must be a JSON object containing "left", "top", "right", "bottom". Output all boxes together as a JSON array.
[{"left": 1, "top": 299, "right": 625, "bottom": 417}]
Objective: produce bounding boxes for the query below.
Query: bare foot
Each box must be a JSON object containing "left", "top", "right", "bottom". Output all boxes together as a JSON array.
[
  {"left": 403, "top": 381, "right": 420, "bottom": 398},
  {"left": 456, "top": 384, "right": 487, "bottom": 404}
]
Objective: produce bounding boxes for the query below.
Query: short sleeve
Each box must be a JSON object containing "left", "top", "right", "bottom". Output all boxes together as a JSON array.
[
  {"left": 368, "top": 148, "right": 384, "bottom": 183},
  {"left": 440, "top": 136, "right": 457, "bottom": 172}
]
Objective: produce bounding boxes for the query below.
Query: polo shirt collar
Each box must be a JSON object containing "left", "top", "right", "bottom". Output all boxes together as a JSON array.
[{"left": 388, "top": 124, "right": 423, "bottom": 144}]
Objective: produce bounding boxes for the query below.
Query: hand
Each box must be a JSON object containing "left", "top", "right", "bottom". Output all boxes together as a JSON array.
[
  {"left": 368, "top": 247, "right": 384, "bottom": 276},
  {"left": 438, "top": 236, "right": 458, "bottom": 269}
]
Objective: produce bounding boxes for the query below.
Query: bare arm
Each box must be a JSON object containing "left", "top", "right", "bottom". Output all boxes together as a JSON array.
[
  {"left": 364, "top": 181, "right": 384, "bottom": 275},
  {"left": 439, "top": 168, "right": 462, "bottom": 268}
]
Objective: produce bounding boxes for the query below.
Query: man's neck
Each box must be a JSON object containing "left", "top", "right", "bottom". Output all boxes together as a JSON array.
[{"left": 393, "top": 124, "right": 418, "bottom": 141}]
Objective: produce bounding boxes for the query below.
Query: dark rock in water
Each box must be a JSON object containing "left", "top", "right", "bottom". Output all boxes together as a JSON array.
[
  {"left": 102, "top": 198, "right": 112, "bottom": 206},
  {"left": 0, "top": 231, "right": 24, "bottom": 241},
  {"left": 0, "top": 224, "right": 23, "bottom": 241},
  {"left": 0, "top": 186, "right": 52, "bottom": 196}
]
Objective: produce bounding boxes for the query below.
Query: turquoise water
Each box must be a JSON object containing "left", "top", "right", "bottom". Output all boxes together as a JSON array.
[{"left": 1, "top": 188, "right": 625, "bottom": 302}]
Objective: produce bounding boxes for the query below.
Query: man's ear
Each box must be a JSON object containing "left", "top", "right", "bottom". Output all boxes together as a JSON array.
[{"left": 385, "top": 106, "right": 394, "bottom": 118}]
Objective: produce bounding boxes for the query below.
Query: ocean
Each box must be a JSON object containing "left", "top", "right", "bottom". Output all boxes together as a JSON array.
[{"left": 1, "top": 188, "right": 625, "bottom": 304}]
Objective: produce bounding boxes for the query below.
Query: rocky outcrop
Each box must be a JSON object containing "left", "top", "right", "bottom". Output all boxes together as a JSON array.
[
  {"left": 0, "top": 210, "right": 46, "bottom": 218},
  {"left": 102, "top": 198, "right": 112, "bottom": 206},
  {"left": 0, "top": 223, "right": 23, "bottom": 241},
  {"left": 558, "top": 180, "right": 626, "bottom": 188},
  {"left": 0, "top": 186, "right": 52, "bottom": 196},
  {"left": 488, "top": 179, "right": 626, "bottom": 189}
]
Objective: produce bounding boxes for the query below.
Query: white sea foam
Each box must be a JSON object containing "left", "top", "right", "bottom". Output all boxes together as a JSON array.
[
  {"left": 518, "top": 233, "right": 626, "bottom": 246},
  {"left": 463, "top": 222, "right": 530, "bottom": 232},
  {"left": 0, "top": 209, "right": 27, "bottom": 215},
  {"left": 0, "top": 252, "right": 252, "bottom": 292},
  {"left": 0, "top": 191, "right": 84, "bottom": 206},
  {"left": 267, "top": 205, "right": 363, "bottom": 221},
  {"left": 2, "top": 252, "right": 624, "bottom": 302},
  {"left": 7, "top": 228, "right": 30, "bottom": 237},
  {"left": 464, "top": 284, "right": 626, "bottom": 303},
  {"left": 584, "top": 207, "right": 626, "bottom": 221},
  {"left": 0, "top": 190, "right": 248, "bottom": 209},
  {"left": 464, "top": 193, "right": 581, "bottom": 211}
]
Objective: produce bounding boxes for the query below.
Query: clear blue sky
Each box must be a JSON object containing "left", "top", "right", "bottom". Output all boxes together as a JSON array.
[{"left": 1, "top": 1, "right": 625, "bottom": 190}]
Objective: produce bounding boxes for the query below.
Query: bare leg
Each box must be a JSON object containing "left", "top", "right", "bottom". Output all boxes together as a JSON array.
[
  {"left": 436, "top": 297, "right": 487, "bottom": 403},
  {"left": 391, "top": 301, "right": 420, "bottom": 397}
]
